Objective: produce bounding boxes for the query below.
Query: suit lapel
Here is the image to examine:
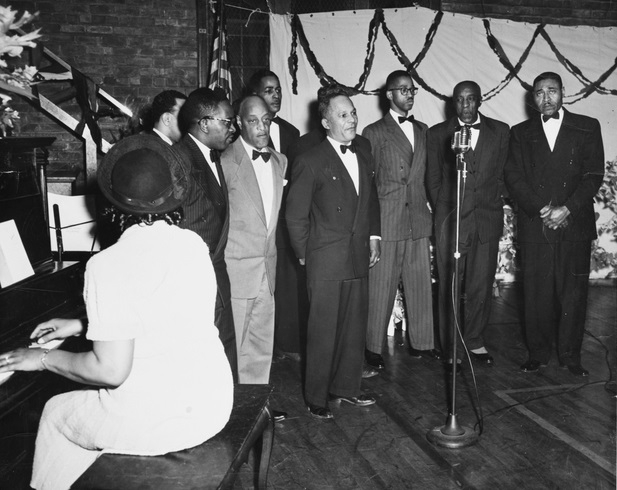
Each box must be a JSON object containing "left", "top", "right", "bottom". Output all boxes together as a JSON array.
[
  {"left": 268, "top": 153, "right": 285, "bottom": 235},
  {"left": 235, "top": 141, "right": 268, "bottom": 228},
  {"left": 384, "top": 113, "right": 413, "bottom": 165},
  {"left": 185, "top": 136, "right": 226, "bottom": 206}
]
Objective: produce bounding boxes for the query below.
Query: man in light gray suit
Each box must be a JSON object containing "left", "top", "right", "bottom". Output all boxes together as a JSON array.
[
  {"left": 362, "top": 70, "right": 437, "bottom": 372},
  {"left": 221, "top": 95, "right": 287, "bottom": 387}
]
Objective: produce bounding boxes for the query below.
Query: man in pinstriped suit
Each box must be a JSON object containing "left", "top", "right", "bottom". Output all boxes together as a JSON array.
[
  {"left": 427, "top": 81, "right": 509, "bottom": 370},
  {"left": 174, "top": 88, "right": 238, "bottom": 381},
  {"left": 362, "top": 70, "right": 438, "bottom": 372}
]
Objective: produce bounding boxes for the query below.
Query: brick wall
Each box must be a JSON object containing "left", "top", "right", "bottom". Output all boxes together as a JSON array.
[
  {"left": 7, "top": 0, "right": 197, "bottom": 192},
  {"left": 441, "top": 0, "right": 617, "bottom": 27}
]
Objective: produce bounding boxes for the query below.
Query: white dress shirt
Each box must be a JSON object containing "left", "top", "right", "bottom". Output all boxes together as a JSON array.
[
  {"left": 240, "top": 137, "right": 274, "bottom": 227},
  {"left": 188, "top": 134, "right": 221, "bottom": 185},
  {"left": 541, "top": 108, "right": 564, "bottom": 151},
  {"left": 328, "top": 136, "right": 359, "bottom": 194},
  {"left": 391, "top": 109, "right": 415, "bottom": 149}
]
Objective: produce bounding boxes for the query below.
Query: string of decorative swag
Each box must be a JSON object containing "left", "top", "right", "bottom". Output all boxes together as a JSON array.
[{"left": 287, "top": 8, "right": 617, "bottom": 103}]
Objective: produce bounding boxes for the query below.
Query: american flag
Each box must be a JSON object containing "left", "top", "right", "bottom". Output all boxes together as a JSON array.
[{"left": 208, "top": 6, "right": 232, "bottom": 98}]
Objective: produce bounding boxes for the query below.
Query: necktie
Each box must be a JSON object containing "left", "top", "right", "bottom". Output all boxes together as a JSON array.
[
  {"left": 252, "top": 149, "right": 271, "bottom": 162},
  {"left": 340, "top": 143, "right": 356, "bottom": 154},
  {"left": 398, "top": 115, "right": 415, "bottom": 124},
  {"left": 542, "top": 112, "right": 559, "bottom": 123},
  {"left": 210, "top": 149, "right": 220, "bottom": 164}
]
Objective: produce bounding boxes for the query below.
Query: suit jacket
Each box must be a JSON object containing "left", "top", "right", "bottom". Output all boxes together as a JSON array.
[
  {"left": 363, "top": 113, "right": 432, "bottom": 241},
  {"left": 427, "top": 113, "right": 510, "bottom": 244},
  {"left": 272, "top": 116, "right": 300, "bottom": 158},
  {"left": 221, "top": 138, "right": 287, "bottom": 298},
  {"left": 174, "top": 135, "right": 230, "bottom": 302},
  {"left": 285, "top": 137, "right": 381, "bottom": 283},
  {"left": 505, "top": 109, "right": 604, "bottom": 243}
]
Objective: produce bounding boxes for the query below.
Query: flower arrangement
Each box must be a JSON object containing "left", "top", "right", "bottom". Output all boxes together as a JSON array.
[
  {"left": 0, "top": 6, "right": 41, "bottom": 136},
  {"left": 590, "top": 158, "right": 617, "bottom": 278}
]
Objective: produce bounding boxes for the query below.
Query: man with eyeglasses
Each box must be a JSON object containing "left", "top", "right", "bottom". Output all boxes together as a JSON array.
[
  {"left": 141, "top": 90, "right": 187, "bottom": 145},
  {"left": 505, "top": 72, "right": 604, "bottom": 377},
  {"left": 427, "top": 80, "right": 510, "bottom": 373},
  {"left": 174, "top": 87, "right": 238, "bottom": 381},
  {"left": 248, "top": 69, "right": 306, "bottom": 364},
  {"left": 221, "top": 96, "right": 288, "bottom": 416},
  {"left": 362, "top": 70, "right": 438, "bottom": 374}
]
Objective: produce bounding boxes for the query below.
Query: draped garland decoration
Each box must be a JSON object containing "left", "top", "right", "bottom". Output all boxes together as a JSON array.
[{"left": 286, "top": 9, "right": 617, "bottom": 104}]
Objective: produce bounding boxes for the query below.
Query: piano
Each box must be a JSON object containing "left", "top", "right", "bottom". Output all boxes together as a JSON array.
[{"left": 0, "top": 137, "right": 89, "bottom": 488}]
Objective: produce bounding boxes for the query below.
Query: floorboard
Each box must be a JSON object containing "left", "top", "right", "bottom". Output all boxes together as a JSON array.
[{"left": 235, "top": 283, "right": 617, "bottom": 490}]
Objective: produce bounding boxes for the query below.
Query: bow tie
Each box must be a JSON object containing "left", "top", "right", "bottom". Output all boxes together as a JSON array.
[
  {"left": 398, "top": 115, "right": 414, "bottom": 124},
  {"left": 456, "top": 123, "right": 481, "bottom": 131},
  {"left": 252, "top": 149, "right": 271, "bottom": 162},
  {"left": 542, "top": 112, "right": 560, "bottom": 123},
  {"left": 340, "top": 143, "right": 356, "bottom": 154},
  {"left": 210, "top": 149, "right": 220, "bottom": 164}
]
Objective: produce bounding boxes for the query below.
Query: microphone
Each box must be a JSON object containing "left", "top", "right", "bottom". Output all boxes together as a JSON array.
[{"left": 451, "top": 125, "right": 471, "bottom": 154}]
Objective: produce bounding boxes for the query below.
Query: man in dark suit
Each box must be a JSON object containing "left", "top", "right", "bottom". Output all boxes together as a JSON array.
[
  {"left": 427, "top": 80, "right": 509, "bottom": 371},
  {"left": 248, "top": 69, "right": 306, "bottom": 362},
  {"left": 505, "top": 72, "right": 604, "bottom": 377},
  {"left": 174, "top": 88, "right": 238, "bottom": 380},
  {"left": 363, "top": 70, "right": 437, "bottom": 372},
  {"left": 286, "top": 85, "right": 381, "bottom": 420},
  {"left": 141, "top": 90, "right": 187, "bottom": 145}
]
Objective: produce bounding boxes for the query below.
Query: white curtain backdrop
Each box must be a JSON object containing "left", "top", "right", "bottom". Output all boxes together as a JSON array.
[{"left": 270, "top": 6, "right": 617, "bottom": 160}]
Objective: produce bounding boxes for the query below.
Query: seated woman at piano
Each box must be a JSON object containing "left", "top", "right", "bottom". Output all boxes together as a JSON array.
[{"left": 0, "top": 134, "right": 234, "bottom": 490}]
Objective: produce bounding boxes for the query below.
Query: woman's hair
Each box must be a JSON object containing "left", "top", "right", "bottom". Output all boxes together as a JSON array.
[{"left": 102, "top": 206, "right": 184, "bottom": 233}]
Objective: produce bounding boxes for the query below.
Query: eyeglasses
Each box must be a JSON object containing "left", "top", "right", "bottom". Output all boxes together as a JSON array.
[
  {"left": 389, "top": 86, "right": 418, "bottom": 96},
  {"left": 200, "top": 115, "right": 234, "bottom": 129}
]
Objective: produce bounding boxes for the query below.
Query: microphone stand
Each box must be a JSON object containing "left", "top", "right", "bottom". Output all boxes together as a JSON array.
[{"left": 427, "top": 138, "right": 478, "bottom": 449}]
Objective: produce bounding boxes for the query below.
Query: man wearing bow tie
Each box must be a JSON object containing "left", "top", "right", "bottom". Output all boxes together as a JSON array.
[
  {"left": 286, "top": 85, "right": 381, "bottom": 419},
  {"left": 427, "top": 81, "right": 510, "bottom": 371},
  {"left": 362, "top": 70, "right": 437, "bottom": 373},
  {"left": 175, "top": 88, "right": 238, "bottom": 381},
  {"left": 221, "top": 95, "right": 287, "bottom": 386},
  {"left": 249, "top": 69, "right": 307, "bottom": 363},
  {"left": 505, "top": 72, "right": 604, "bottom": 377}
]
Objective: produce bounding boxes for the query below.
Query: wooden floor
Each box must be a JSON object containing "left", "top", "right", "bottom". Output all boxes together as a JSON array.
[{"left": 236, "top": 283, "right": 616, "bottom": 490}]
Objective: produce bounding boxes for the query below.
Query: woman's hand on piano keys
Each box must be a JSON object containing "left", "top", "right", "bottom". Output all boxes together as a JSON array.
[
  {"left": 30, "top": 318, "right": 85, "bottom": 345},
  {"left": 0, "top": 347, "right": 49, "bottom": 372}
]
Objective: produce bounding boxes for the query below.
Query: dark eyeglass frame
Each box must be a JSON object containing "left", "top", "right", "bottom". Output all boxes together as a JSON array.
[
  {"left": 200, "top": 115, "right": 234, "bottom": 128},
  {"left": 389, "top": 86, "right": 419, "bottom": 96}
]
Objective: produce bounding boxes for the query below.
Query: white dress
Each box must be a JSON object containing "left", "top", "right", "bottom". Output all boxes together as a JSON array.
[{"left": 30, "top": 222, "right": 234, "bottom": 490}]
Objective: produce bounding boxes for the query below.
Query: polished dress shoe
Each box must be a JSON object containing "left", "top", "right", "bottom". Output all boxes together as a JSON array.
[
  {"left": 520, "top": 359, "right": 548, "bottom": 372},
  {"left": 362, "top": 365, "right": 379, "bottom": 378},
  {"left": 563, "top": 364, "right": 589, "bottom": 376},
  {"left": 272, "top": 410, "right": 288, "bottom": 422},
  {"left": 365, "top": 349, "right": 385, "bottom": 370},
  {"left": 470, "top": 351, "right": 494, "bottom": 366},
  {"left": 409, "top": 348, "right": 442, "bottom": 360},
  {"left": 330, "top": 394, "right": 376, "bottom": 406},
  {"left": 307, "top": 403, "right": 333, "bottom": 420}
]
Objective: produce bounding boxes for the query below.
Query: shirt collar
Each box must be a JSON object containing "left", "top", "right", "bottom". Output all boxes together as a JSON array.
[{"left": 153, "top": 127, "right": 173, "bottom": 145}]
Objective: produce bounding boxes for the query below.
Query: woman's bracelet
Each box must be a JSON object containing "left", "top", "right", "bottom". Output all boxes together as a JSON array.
[{"left": 40, "top": 349, "right": 50, "bottom": 370}]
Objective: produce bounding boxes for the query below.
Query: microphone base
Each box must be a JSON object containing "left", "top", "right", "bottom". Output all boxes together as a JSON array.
[{"left": 426, "top": 414, "right": 479, "bottom": 449}]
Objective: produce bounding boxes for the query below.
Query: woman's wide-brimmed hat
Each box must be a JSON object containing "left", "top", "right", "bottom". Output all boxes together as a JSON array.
[{"left": 98, "top": 134, "right": 188, "bottom": 215}]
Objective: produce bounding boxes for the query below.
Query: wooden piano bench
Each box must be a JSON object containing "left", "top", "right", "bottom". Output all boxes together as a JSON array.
[{"left": 72, "top": 384, "right": 274, "bottom": 490}]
